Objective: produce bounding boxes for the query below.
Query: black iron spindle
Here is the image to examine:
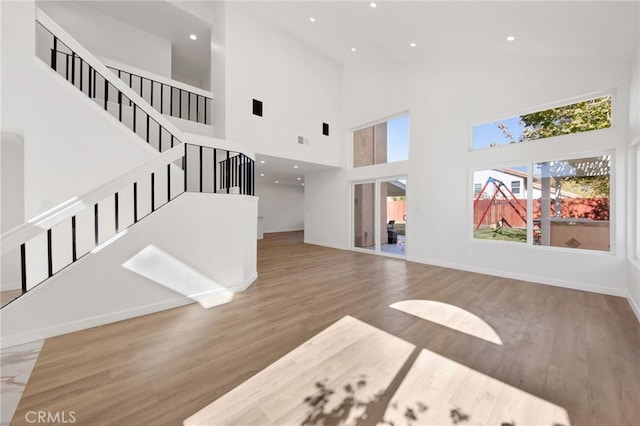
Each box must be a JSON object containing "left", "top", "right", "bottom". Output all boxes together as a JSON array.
[
  {"left": 71, "top": 216, "right": 77, "bottom": 262},
  {"left": 213, "top": 149, "right": 217, "bottom": 193},
  {"left": 167, "top": 163, "right": 171, "bottom": 202},
  {"left": 20, "top": 243, "right": 27, "bottom": 294},
  {"left": 104, "top": 79, "right": 108, "bottom": 110},
  {"left": 47, "top": 229, "right": 53, "bottom": 278},
  {"left": 94, "top": 203, "right": 99, "bottom": 246},
  {"left": 151, "top": 172, "right": 155, "bottom": 212},
  {"left": 114, "top": 192, "right": 119, "bottom": 233},
  {"left": 133, "top": 182, "right": 138, "bottom": 223},
  {"left": 71, "top": 52, "right": 76, "bottom": 85},
  {"left": 51, "top": 37, "right": 58, "bottom": 71},
  {"left": 199, "top": 145, "right": 204, "bottom": 192}
]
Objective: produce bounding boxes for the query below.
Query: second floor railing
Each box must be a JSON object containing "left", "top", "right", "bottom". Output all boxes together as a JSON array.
[
  {"left": 107, "top": 66, "right": 212, "bottom": 125},
  {"left": 36, "top": 18, "right": 182, "bottom": 153}
]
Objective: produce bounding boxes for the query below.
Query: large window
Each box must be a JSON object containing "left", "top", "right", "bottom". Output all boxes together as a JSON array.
[
  {"left": 472, "top": 155, "right": 612, "bottom": 252},
  {"left": 472, "top": 95, "right": 611, "bottom": 150},
  {"left": 353, "top": 114, "right": 409, "bottom": 167}
]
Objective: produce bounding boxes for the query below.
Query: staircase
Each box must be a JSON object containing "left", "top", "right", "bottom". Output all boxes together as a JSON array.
[{"left": 0, "top": 9, "right": 257, "bottom": 347}]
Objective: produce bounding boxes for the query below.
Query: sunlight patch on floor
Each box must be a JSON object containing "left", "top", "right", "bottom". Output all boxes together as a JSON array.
[
  {"left": 122, "top": 245, "right": 234, "bottom": 309},
  {"left": 383, "top": 348, "right": 570, "bottom": 426},
  {"left": 390, "top": 300, "right": 503, "bottom": 345},
  {"left": 184, "top": 315, "right": 569, "bottom": 426},
  {"left": 183, "top": 316, "right": 415, "bottom": 425}
]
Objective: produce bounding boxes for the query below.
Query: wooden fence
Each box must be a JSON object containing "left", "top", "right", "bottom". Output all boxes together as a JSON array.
[{"left": 474, "top": 198, "right": 609, "bottom": 228}]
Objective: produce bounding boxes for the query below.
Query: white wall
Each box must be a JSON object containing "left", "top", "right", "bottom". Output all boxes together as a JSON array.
[
  {"left": 171, "top": 0, "right": 226, "bottom": 138},
  {"left": 627, "top": 38, "right": 640, "bottom": 319},
  {"left": 256, "top": 183, "right": 304, "bottom": 233},
  {"left": 306, "top": 59, "right": 632, "bottom": 297},
  {"left": 1, "top": 131, "right": 25, "bottom": 233},
  {"left": 37, "top": 1, "right": 172, "bottom": 78},
  {"left": 224, "top": 3, "right": 342, "bottom": 167},
  {"left": 1, "top": 1, "right": 159, "bottom": 219},
  {"left": 0, "top": 192, "right": 258, "bottom": 348}
]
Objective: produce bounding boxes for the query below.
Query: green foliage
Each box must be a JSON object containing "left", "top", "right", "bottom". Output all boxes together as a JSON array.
[{"left": 520, "top": 96, "right": 611, "bottom": 141}]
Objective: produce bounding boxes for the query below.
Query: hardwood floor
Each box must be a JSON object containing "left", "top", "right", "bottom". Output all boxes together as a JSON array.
[{"left": 9, "top": 231, "right": 640, "bottom": 425}]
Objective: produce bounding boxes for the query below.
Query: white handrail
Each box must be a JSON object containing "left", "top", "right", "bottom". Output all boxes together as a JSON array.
[
  {"left": 35, "top": 8, "right": 186, "bottom": 144},
  {"left": 99, "top": 56, "right": 214, "bottom": 100},
  {"left": 1, "top": 145, "right": 184, "bottom": 255}
]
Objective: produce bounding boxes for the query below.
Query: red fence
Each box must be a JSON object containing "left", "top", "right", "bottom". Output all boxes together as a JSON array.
[
  {"left": 387, "top": 200, "right": 406, "bottom": 223},
  {"left": 474, "top": 198, "right": 609, "bottom": 228}
]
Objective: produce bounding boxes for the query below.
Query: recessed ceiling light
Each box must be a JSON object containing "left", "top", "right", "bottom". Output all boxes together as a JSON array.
[
  {"left": 309, "top": 17, "right": 315, "bottom": 23},
  {"left": 409, "top": 42, "right": 417, "bottom": 47},
  {"left": 370, "top": 2, "right": 377, "bottom": 8},
  {"left": 294, "top": 165, "right": 299, "bottom": 169},
  {"left": 190, "top": 34, "right": 197, "bottom": 41},
  {"left": 275, "top": 181, "right": 279, "bottom": 184},
  {"left": 260, "top": 173, "right": 265, "bottom": 177},
  {"left": 351, "top": 47, "right": 357, "bottom": 52},
  {"left": 506, "top": 36, "right": 515, "bottom": 41},
  {"left": 297, "top": 177, "right": 301, "bottom": 180},
  {"left": 302, "top": 183, "right": 305, "bottom": 186},
  {"left": 260, "top": 160, "right": 265, "bottom": 164}
]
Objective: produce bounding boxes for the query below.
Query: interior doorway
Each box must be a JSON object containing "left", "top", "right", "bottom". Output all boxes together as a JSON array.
[{"left": 352, "top": 177, "right": 407, "bottom": 257}]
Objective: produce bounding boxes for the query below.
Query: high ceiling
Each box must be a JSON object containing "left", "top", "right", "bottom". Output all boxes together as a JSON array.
[
  {"left": 74, "top": 1, "right": 639, "bottom": 186},
  {"left": 242, "top": 1, "right": 639, "bottom": 65}
]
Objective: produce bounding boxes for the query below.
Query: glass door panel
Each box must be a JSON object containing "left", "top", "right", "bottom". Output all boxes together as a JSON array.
[
  {"left": 353, "top": 182, "right": 376, "bottom": 251},
  {"left": 381, "top": 180, "right": 406, "bottom": 256}
]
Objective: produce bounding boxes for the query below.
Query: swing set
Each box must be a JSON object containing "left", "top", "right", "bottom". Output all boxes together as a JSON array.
[{"left": 473, "top": 177, "right": 541, "bottom": 241}]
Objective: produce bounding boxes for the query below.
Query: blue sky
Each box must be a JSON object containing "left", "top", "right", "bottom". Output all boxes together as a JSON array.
[
  {"left": 472, "top": 116, "right": 525, "bottom": 149},
  {"left": 387, "top": 114, "right": 409, "bottom": 162}
]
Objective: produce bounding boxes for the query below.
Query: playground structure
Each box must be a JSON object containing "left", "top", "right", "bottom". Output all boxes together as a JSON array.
[{"left": 473, "top": 177, "right": 541, "bottom": 242}]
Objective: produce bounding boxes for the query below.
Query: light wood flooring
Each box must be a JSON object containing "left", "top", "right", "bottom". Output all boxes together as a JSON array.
[{"left": 9, "top": 231, "right": 640, "bottom": 425}]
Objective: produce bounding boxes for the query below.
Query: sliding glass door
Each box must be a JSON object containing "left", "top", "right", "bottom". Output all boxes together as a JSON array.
[{"left": 353, "top": 177, "right": 407, "bottom": 257}]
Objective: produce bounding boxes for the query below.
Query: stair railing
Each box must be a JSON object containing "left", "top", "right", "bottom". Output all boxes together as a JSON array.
[
  {"left": 1, "top": 142, "right": 254, "bottom": 308},
  {"left": 35, "top": 9, "right": 185, "bottom": 153}
]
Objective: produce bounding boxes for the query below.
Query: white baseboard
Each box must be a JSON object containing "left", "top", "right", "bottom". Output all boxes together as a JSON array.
[
  {"left": 628, "top": 293, "right": 640, "bottom": 322},
  {"left": 406, "top": 255, "right": 627, "bottom": 298},
  {"left": 0, "top": 296, "right": 193, "bottom": 349},
  {"left": 0, "top": 272, "right": 259, "bottom": 350},
  {"left": 303, "top": 239, "right": 349, "bottom": 251}
]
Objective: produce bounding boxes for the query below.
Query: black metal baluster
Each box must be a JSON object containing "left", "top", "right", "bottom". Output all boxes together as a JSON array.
[
  {"left": 197, "top": 95, "right": 200, "bottom": 123},
  {"left": 133, "top": 104, "right": 137, "bottom": 133},
  {"left": 20, "top": 243, "right": 27, "bottom": 294},
  {"left": 93, "top": 69, "right": 97, "bottom": 99},
  {"left": 140, "top": 75, "right": 144, "bottom": 100},
  {"left": 133, "top": 182, "right": 138, "bottom": 223},
  {"left": 104, "top": 79, "right": 108, "bottom": 110},
  {"left": 170, "top": 87, "right": 173, "bottom": 116},
  {"left": 94, "top": 203, "right": 99, "bottom": 247},
  {"left": 115, "top": 192, "right": 119, "bottom": 233},
  {"left": 47, "top": 229, "right": 53, "bottom": 278},
  {"left": 71, "top": 216, "right": 77, "bottom": 262},
  {"left": 118, "top": 91, "right": 123, "bottom": 122},
  {"left": 160, "top": 84, "right": 164, "bottom": 114},
  {"left": 71, "top": 52, "right": 76, "bottom": 86},
  {"left": 159, "top": 125, "right": 163, "bottom": 152},
  {"left": 226, "top": 151, "right": 230, "bottom": 194},
  {"left": 129, "top": 73, "right": 133, "bottom": 106},
  {"left": 65, "top": 53, "right": 69, "bottom": 80},
  {"left": 167, "top": 163, "right": 171, "bottom": 202},
  {"left": 151, "top": 172, "right": 155, "bottom": 212},
  {"left": 184, "top": 145, "right": 188, "bottom": 192},
  {"left": 150, "top": 80, "right": 154, "bottom": 108},
  {"left": 79, "top": 59, "right": 83, "bottom": 92},
  {"left": 213, "top": 149, "right": 217, "bottom": 193},
  {"left": 88, "top": 66, "right": 93, "bottom": 98},
  {"left": 171, "top": 134, "right": 174, "bottom": 148},
  {"left": 51, "top": 37, "right": 58, "bottom": 71},
  {"left": 146, "top": 114, "right": 150, "bottom": 143},
  {"left": 188, "top": 92, "right": 191, "bottom": 121},
  {"left": 199, "top": 145, "right": 204, "bottom": 192}
]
